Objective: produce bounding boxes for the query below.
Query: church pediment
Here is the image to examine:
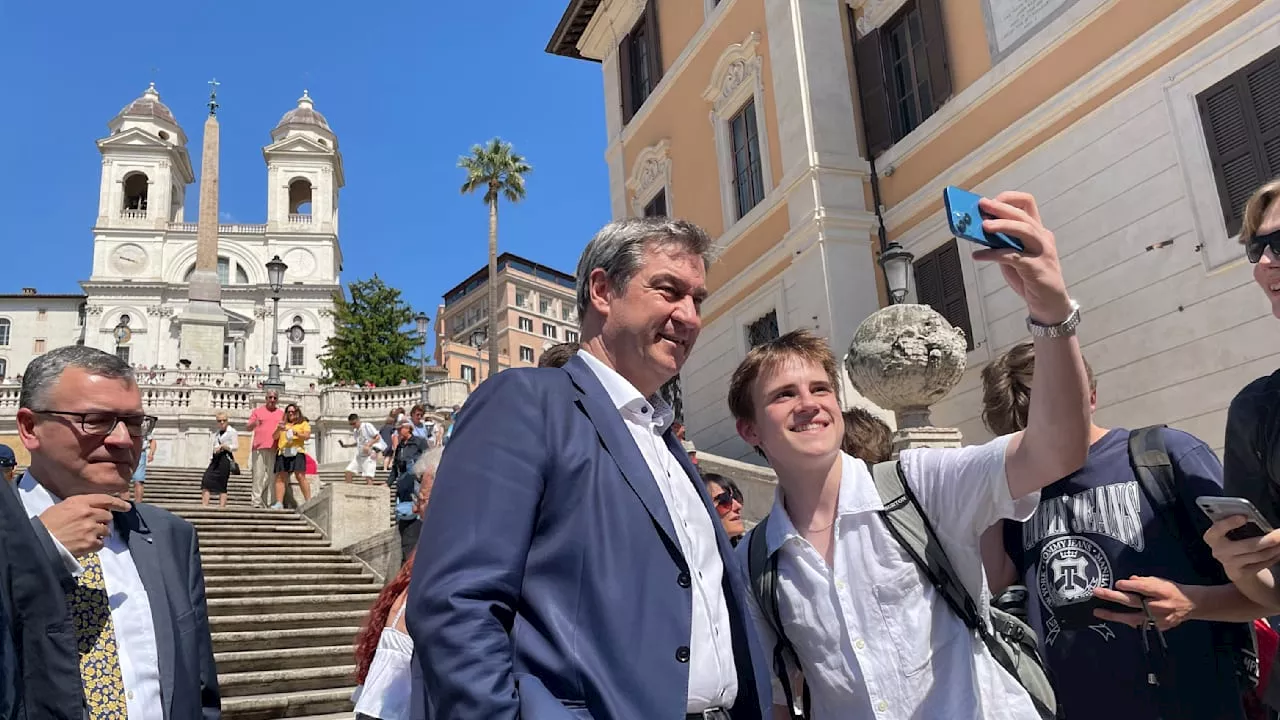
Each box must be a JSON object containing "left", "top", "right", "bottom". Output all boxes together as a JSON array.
[
  {"left": 97, "top": 127, "right": 174, "bottom": 151},
  {"left": 263, "top": 135, "right": 333, "bottom": 156}
]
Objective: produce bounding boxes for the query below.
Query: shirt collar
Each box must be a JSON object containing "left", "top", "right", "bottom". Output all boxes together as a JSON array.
[
  {"left": 575, "top": 349, "right": 675, "bottom": 431},
  {"left": 764, "top": 451, "right": 887, "bottom": 555}
]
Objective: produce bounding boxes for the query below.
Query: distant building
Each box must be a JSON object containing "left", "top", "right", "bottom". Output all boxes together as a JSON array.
[
  {"left": 435, "top": 252, "right": 580, "bottom": 386},
  {"left": 0, "top": 83, "right": 344, "bottom": 380}
]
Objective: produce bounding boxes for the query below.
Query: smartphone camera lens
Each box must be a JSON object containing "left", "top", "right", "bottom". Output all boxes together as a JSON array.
[{"left": 954, "top": 212, "right": 971, "bottom": 232}]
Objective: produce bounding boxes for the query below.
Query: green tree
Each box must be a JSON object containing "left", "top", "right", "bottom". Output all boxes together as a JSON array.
[
  {"left": 459, "top": 138, "right": 531, "bottom": 379},
  {"left": 320, "top": 275, "right": 420, "bottom": 386}
]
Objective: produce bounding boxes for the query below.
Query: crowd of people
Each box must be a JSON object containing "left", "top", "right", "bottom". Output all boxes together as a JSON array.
[{"left": 4, "top": 179, "right": 1280, "bottom": 720}]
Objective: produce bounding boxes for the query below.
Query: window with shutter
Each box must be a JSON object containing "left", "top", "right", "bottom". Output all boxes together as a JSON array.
[
  {"left": 643, "top": 188, "right": 668, "bottom": 217},
  {"left": 745, "top": 309, "right": 780, "bottom": 349},
  {"left": 619, "top": 0, "right": 664, "bottom": 124},
  {"left": 1197, "top": 46, "right": 1280, "bottom": 237},
  {"left": 850, "top": 0, "right": 952, "bottom": 154},
  {"left": 913, "top": 240, "right": 973, "bottom": 351}
]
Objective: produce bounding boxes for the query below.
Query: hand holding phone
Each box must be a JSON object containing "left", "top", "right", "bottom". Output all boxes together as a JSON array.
[
  {"left": 1196, "top": 496, "right": 1274, "bottom": 540},
  {"left": 943, "top": 187, "right": 1025, "bottom": 252}
]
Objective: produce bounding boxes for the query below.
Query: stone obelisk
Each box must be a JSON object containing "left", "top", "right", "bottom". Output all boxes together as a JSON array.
[{"left": 179, "top": 79, "right": 229, "bottom": 369}]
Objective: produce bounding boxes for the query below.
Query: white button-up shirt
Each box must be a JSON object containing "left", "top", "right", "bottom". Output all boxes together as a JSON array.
[
  {"left": 18, "top": 472, "right": 164, "bottom": 720},
  {"left": 739, "top": 437, "right": 1041, "bottom": 719},
  {"left": 577, "top": 349, "right": 738, "bottom": 712}
]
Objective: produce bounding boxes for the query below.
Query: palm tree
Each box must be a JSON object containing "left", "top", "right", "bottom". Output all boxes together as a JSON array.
[{"left": 459, "top": 138, "right": 531, "bottom": 380}]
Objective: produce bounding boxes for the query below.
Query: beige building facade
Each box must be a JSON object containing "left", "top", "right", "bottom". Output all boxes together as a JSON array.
[
  {"left": 435, "top": 252, "right": 581, "bottom": 388},
  {"left": 550, "top": 0, "right": 1280, "bottom": 460}
]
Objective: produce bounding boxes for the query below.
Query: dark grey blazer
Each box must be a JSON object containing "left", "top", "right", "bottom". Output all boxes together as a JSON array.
[{"left": 3, "top": 480, "right": 220, "bottom": 720}]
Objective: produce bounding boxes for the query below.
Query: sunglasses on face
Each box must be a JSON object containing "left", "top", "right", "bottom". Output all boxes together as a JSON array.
[
  {"left": 1247, "top": 229, "right": 1280, "bottom": 263},
  {"left": 713, "top": 491, "right": 736, "bottom": 510}
]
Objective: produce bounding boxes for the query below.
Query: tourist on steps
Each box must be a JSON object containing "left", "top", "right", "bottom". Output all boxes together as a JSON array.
[
  {"left": 272, "top": 403, "right": 311, "bottom": 509},
  {"left": 130, "top": 423, "right": 155, "bottom": 503},
  {"left": 201, "top": 412, "right": 238, "bottom": 509},
  {"left": 245, "top": 390, "right": 283, "bottom": 508}
]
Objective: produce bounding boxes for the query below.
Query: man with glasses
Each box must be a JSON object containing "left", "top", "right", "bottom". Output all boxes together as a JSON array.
[
  {"left": 245, "top": 389, "right": 284, "bottom": 508},
  {"left": 11, "top": 345, "right": 219, "bottom": 718}
]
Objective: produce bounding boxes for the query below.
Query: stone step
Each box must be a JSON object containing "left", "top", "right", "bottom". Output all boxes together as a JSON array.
[
  {"left": 215, "top": 645, "right": 355, "bottom": 673},
  {"left": 195, "top": 530, "right": 326, "bottom": 542},
  {"left": 196, "top": 539, "right": 334, "bottom": 550},
  {"left": 203, "top": 563, "right": 368, "bottom": 578},
  {"left": 203, "top": 555, "right": 349, "bottom": 567},
  {"left": 212, "top": 626, "right": 361, "bottom": 653},
  {"left": 155, "top": 506, "right": 298, "bottom": 519},
  {"left": 209, "top": 610, "right": 368, "bottom": 632},
  {"left": 219, "top": 664, "right": 357, "bottom": 697},
  {"left": 208, "top": 583, "right": 380, "bottom": 599},
  {"left": 208, "top": 593, "right": 379, "bottom": 616},
  {"left": 191, "top": 522, "right": 316, "bottom": 534},
  {"left": 205, "top": 574, "right": 378, "bottom": 589},
  {"left": 196, "top": 543, "right": 340, "bottom": 555},
  {"left": 220, "top": 687, "right": 353, "bottom": 720}
]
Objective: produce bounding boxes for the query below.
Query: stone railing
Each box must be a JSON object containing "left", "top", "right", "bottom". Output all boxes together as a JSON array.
[
  {"left": 119, "top": 209, "right": 148, "bottom": 220},
  {"left": 288, "top": 214, "right": 313, "bottom": 226},
  {"left": 166, "top": 222, "right": 267, "bottom": 235},
  {"left": 0, "top": 386, "right": 19, "bottom": 412}
]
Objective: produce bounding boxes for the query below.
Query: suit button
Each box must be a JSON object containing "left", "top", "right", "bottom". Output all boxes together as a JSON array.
[
  {"left": 677, "top": 571, "right": 691, "bottom": 588},
  {"left": 676, "top": 646, "right": 691, "bottom": 663}
]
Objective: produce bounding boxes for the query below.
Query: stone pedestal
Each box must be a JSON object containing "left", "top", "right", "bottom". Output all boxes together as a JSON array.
[
  {"left": 846, "top": 304, "right": 969, "bottom": 451},
  {"left": 178, "top": 314, "right": 227, "bottom": 370},
  {"left": 299, "top": 481, "right": 391, "bottom": 550}
]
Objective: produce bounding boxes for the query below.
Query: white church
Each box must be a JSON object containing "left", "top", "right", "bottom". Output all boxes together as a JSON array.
[{"left": 0, "top": 83, "right": 342, "bottom": 382}]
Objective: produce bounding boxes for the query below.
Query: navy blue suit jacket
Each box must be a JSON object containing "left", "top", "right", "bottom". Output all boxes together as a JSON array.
[{"left": 408, "top": 356, "right": 771, "bottom": 719}]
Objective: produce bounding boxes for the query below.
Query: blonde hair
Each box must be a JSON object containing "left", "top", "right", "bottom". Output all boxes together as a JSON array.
[
  {"left": 981, "top": 341, "right": 1096, "bottom": 436},
  {"left": 1242, "top": 177, "right": 1280, "bottom": 245},
  {"left": 214, "top": 412, "right": 228, "bottom": 421}
]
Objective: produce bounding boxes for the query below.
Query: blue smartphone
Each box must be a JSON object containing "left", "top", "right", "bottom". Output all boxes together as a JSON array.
[{"left": 942, "top": 187, "right": 1025, "bottom": 252}]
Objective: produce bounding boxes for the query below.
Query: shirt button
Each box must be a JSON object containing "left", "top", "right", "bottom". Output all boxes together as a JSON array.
[
  {"left": 876, "top": 700, "right": 888, "bottom": 713},
  {"left": 127, "top": 691, "right": 134, "bottom": 701},
  {"left": 675, "top": 646, "right": 691, "bottom": 663},
  {"left": 837, "top": 580, "right": 847, "bottom": 590},
  {"left": 854, "top": 638, "right": 865, "bottom": 650},
  {"left": 677, "top": 572, "right": 691, "bottom": 588}
]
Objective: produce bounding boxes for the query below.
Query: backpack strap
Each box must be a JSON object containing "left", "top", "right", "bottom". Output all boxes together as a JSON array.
[
  {"left": 870, "top": 460, "right": 985, "bottom": 631},
  {"left": 746, "top": 517, "right": 809, "bottom": 720}
]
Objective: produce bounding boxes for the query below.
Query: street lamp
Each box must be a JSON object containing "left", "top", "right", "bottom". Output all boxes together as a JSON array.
[
  {"left": 415, "top": 312, "right": 430, "bottom": 407},
  {"left": 263, "top": 255, "right": 288, "bottom": 394},
  {"left": 878, "top": 242, "right": 915, "bottom": 305}
]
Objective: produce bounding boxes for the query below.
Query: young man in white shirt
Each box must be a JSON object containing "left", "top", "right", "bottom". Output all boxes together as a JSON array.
[
  {"left": 341, "top": 412, "right": 384, "bottom": 485},
  {"left": 730, "top": 191, "right": 1093, "bottom": 719}
]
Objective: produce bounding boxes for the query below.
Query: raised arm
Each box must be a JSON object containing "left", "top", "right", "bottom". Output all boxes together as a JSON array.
[
  {"left": 975, "top": 192, "right": 1092, "bottom": 498},
  {"left": 407, "top": 371, "right": 549, "bottom": 719}
]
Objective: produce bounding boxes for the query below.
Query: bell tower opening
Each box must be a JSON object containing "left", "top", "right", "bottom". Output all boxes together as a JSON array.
[
  {"left": 122, "top": 173, "right": 149, "bottom": 215},
  {"left": 289, "top": 178, "right": 313, "bottom": 223}
]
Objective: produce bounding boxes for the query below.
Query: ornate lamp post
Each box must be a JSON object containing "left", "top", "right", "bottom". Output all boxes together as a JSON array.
[
  {"left": 263, "top": 255, "right": 288, "bottom": 395},
  {"left": 469, "top": 327, "right": 487, "bottom": 383},
  {"left": 878, "top": 241, "right": 915, "bottom": 304},
  {"left": 415, "top": 312, "right": 430, "bottom": 408}
]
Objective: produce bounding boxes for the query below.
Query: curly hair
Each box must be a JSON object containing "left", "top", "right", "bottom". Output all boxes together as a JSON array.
[
  {"left": 981, "top": 341, "right": 1095, "bottom": 435},
  {"left": 842, "top": 408, "right": 893, "bottom": 464},
  {"left": 354, "top": 549, "right": 416, "bottom": 685}
]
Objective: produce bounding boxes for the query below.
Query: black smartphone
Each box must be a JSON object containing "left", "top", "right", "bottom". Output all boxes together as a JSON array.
[{"left": 1054, "top": 592, "right": 1143, "bottom": 628}]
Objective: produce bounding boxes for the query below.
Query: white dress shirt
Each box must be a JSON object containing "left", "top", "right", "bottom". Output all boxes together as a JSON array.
[
  {"left": 738, "top": 438, "right": 1042, "bottom": 719},
  {"left": 18, "top": 472, "right": 165, "bottom": 720},
  {"left": 577, "top": 349, "right": 739, "bottom": 712}
]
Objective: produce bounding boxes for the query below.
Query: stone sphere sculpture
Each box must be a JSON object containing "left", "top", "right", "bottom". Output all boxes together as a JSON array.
[{"left": 846, "top": 304, "right": 968, "bottom": 429}]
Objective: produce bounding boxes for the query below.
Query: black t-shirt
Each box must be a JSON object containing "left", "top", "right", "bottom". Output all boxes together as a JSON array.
[{"left": 1004, "top": 427, "right": 1243, "bottom": 720}]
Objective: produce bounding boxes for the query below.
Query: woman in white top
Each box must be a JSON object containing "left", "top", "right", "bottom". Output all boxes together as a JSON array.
[
  {"left": 201, "top": 412, "right": 239, "bottom": 508},
  {"left": 351, "top": 447, "right": 440, "bottom": 719}
]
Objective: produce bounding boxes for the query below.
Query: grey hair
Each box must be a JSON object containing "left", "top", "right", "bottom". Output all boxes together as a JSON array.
[
  {"left": 574, "top": 217, "right": 717, "bottom": 317},
  {"left": 19, "top": 345, "right": 136, "bottom": 410},
  {"left": 413, "top": 446, "right": 445, "bottom": 479}
]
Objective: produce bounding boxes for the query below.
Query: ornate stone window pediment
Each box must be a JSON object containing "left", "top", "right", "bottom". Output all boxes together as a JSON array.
[
  {"left": 846, "top": 0, "right": 911, "bottom": 35},
  {"left": 625, "top": 139, "right": 672, "bottom": 217}
]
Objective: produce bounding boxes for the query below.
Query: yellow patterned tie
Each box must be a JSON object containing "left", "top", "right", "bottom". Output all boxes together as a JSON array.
[{"left": 70, "top": 551, "right": 128, "bottom": 719}]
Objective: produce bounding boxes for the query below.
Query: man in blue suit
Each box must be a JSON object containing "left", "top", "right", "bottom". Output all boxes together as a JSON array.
[{"left": 409, "top": 217, "right": 772, "bottom": 719}]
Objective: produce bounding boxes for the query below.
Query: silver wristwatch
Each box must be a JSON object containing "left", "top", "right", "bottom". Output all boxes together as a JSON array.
[{"left": 1026, "top": 299, "right": 1081, "bottom": 338}]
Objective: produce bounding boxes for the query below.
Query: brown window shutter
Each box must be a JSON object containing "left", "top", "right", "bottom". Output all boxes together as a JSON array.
[
  {"left": 917, "top": 0, "right": 953, "bottom": 109},
  {"left": 1199, "top": 79, "right": 1260, "bottom": 237},
  {"left": 1246, "top": 53, "right": 1280, "bottom": 177},
  {"left": 647, "top": 0, "right": 663, "bottom": 86},
  {"left": 619, "top": 32, "right": 635, "bottom": 125},
  {"left": 914, "top": 240, "right": 973, "bottom": 351},
  {"left": 853, "top": 25, "right": 892, "bottom": 156}
]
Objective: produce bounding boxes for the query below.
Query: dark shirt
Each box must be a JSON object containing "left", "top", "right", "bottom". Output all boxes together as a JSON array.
[
  {"left": 1004, "top": 427, "right": 1243, "bottom": 720},
  {"left": 1224, "top": 369, "right": 1280, "bottom": 525}
]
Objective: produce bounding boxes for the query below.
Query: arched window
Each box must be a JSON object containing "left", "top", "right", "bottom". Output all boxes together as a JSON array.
[
  {"left": 0, "top": 318, "right": 9, "bottom": 346},
  {"left": 122, "top": 173, "right": 149, "bottom": 212},
  {"left": 184, "top": 256, "right": 246, "bottom": 286},
  {"left": 289, "top": 179, "right": 313, "bottom": 216},
  {"left": 235, "top": 266, "right": 250, "bottom": 284}
]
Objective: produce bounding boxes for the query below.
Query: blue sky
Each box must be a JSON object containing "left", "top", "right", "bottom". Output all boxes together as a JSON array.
[{"left": 0, "top": 2, "right": 609, "bottom": 353}]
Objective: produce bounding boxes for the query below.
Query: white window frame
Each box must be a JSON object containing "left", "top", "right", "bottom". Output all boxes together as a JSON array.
[
  {"left": 288, "top": 345, "right": 305, "bottom": 368},
  {"left": 461, "top": 365, "right": 477, "bottom": 384},
  {"left": 520, "top": 346, "right": 534, "bottom": 363},
  {"left": 542, "top": 323, "right": 558, "bottom": 340},
  {"left": 1164, "top": 7, "right": 1280, "bottom": 272},
  {"left": 627, "top": 138, "right": 672, "bottom": 218},
  {"left": 704, "top": 32, "right": 774, "bottom": 231},
  {"left": 0, "top": 318, "right": 9, "bottom": 346},
  {"left": 0, "top": 358, "right": 7, "bottom": 377},
  {"left": 518, "top": 316, "right": 534, "bottom": 332},
  {"left": 565, "top": 329, "right": 580, "bottom": 344}
]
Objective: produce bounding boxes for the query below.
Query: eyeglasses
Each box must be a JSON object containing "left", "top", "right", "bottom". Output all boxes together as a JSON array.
[
  {"left": 1246, "top": 229, "right": 1280, "bottom": 263},
  {"left": 34, "top": 410, "right": 158, "bottom": 438},
  {"left": 713, "top": 491, "right": 736, "bottom": 509}
]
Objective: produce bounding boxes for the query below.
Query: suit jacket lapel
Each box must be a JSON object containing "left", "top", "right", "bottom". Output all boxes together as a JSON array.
[
  {"left": 117, "top": 506, "right": 175, "bottom": 720},
  {"left": 564, "top": 357, "right": 684, "bottom": 563}
]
